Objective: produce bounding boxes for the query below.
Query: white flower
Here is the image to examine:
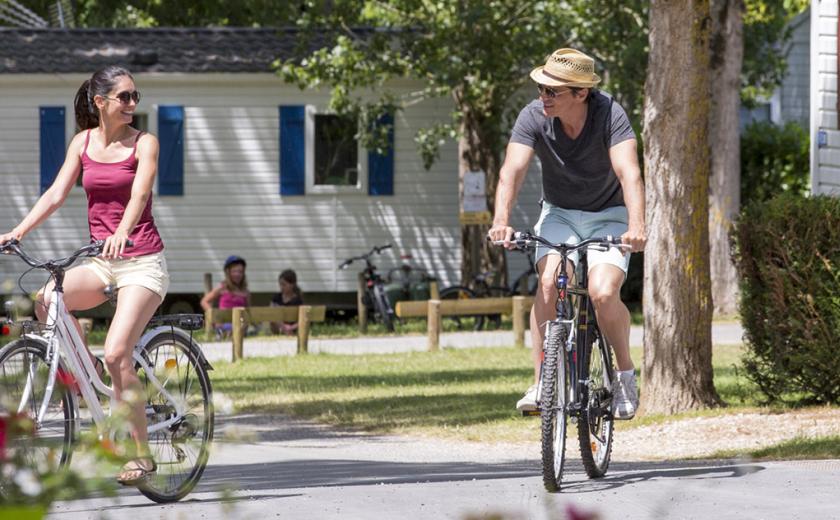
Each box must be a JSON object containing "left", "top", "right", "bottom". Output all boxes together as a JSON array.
[
  {"left": 213, "top": 392, "right": 234, "bottom": 415},
  {"left": 13, "top": 468, "right": 42, "bottom": 497}
]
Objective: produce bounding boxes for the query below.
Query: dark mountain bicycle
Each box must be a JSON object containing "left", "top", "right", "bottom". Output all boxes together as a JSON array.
[
  {"left": 339, "top": 244, "right": 397, "bottom": 332},
  {"left": 494, "top": 231, "right": 629, "bottom": 492},
  {"left": 439, "top": 248, "right": 537, "bottom": 330}
]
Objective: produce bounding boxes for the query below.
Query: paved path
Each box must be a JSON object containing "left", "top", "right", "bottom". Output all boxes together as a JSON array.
[
  {"left": 48, "top": 412, "right": 840, "bottom": 520},
  {"left": 195, "top": 322, "right": 745, "bottom": 363}
]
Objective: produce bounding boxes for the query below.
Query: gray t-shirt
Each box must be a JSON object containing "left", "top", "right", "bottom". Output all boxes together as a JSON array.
[{"left": 509, "top": 90, "right": 636, "bottom": 211}]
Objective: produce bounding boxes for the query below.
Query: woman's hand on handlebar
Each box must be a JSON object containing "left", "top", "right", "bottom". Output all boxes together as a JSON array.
[
  {"left": 102, "top": 231, "right": 131, "bottom": 259},
  {"left": 487, "top": 223, "right": 516, "bottom": 249},
  {"left": 0, "top": 229, "right": 23, "bottom": 248}
]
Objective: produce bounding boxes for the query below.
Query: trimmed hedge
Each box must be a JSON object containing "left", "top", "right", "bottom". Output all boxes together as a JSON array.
[
  {"left": 740, "top": 121, "right": 809, "bottom": 207},
  {"left": 731, "top": 194, "right": 840, "bottom": 404}
]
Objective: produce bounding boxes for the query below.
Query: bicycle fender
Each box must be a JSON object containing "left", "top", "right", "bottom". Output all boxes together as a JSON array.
[{"left": 137, "top": 326, "right": 214, "bottom": 371}]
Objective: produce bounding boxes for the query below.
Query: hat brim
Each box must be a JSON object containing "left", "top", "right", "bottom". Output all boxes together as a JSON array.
[{"left": 529, "top": 66, "right": 601, "bottom": 88}]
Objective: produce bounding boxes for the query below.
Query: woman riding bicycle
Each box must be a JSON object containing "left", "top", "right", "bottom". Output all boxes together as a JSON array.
[{"left": 0, "top": 65, "right": 167, "bottom": 486}]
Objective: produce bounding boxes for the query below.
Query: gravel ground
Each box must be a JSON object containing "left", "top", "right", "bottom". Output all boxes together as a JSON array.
[{"left": 612, "top": 407, "right": 840, "bottom": 461}]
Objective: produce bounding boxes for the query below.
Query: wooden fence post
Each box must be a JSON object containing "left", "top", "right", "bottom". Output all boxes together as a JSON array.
[
  {"left": 357, "top": 272, "right": 368, "bottom": 333},
  {"left": 232, "top": 307, "right": 246, "bottom": 362},
  {"left": 297, "top": 305, "right": 312, "bottom": 355},
  {"left": 513, "top": 296, "right": 527, "bottom": 348},
  {"left": 427, "top": 299, "right": 440, "bottom": 351},
  {"left": 204, "top": 308, "right": 214, "bottom": 338},
  {"left": 429, "top": 280, "right": 440, "bottom": 300}
]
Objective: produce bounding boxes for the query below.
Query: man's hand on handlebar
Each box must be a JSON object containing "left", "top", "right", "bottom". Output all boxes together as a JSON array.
[
  {"left": 487, "top": 223, "right": 517, "bottom": 250},
  {"left": 620, "top": 226, "right": 646, "bottom": 253}
]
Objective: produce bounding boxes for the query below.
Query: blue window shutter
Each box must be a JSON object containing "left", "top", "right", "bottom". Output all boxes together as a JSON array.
[
  {"left": 280, "top": 105, "right": 305, "bottom": 195},
  {"left": 158, "top": 105, "right": 184, "bottom": 196},
  {"left": 39, "top": 106, "right": 65, "bottom": 194},
  {"left": 368, "top": 113, "right": 394, "bottom": 196}
]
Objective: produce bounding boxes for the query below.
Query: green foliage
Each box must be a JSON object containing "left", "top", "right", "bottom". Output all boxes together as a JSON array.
[
  {"left": 732, "top": 195, "right": 840, "bottom": 405},
  {"left": 740, "top": 121, "right": 809, "bottom": 207},
  {"left": 18, "top": 0, "right": 301, "bottom": 28},
  {"left": 281, "top": 1, "right": 570, "bottom": 171}
]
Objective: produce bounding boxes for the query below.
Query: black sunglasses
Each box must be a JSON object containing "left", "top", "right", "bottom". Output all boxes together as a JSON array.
[
  {"left": 536, "top": 84, "right": 569, "bottom": 98},
  {"left": 105, "top": 90, "right": 141, "bottom": 105}
]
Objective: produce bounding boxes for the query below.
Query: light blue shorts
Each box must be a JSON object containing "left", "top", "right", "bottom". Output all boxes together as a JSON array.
[{"left": 534, "top": 203, "right": 630, "bottom": 274}]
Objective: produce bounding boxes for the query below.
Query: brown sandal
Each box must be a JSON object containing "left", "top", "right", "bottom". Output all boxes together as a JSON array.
[{"left": 116, "top": 457, "right": 157, "bottom": 486}]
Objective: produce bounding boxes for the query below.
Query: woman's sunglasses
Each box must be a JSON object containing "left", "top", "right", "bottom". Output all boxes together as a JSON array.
[
  {"left": 536, "top": 84, "right": 569, "bottom": 98},
  {"left": 105, "top": 90, "right": 141, "bottom": 105}
]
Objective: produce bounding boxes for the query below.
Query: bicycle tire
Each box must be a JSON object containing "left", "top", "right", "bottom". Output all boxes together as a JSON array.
[
  {"left": 372, "top": 283, "right": 396, "bottom": 332},
  {"left": 475, "top": 286, "right": 514, "bottom": 330},
  {"left": 540, "top": 321, "right": 570, "bottom": 492},
  {"left": 135, "top": 331, "right": 214, "bottom": 503},
  {"left": 0, "top": 337, "right": 77, "bottom": 470},
  {"left": 438, "top": 286, "right": 475, "bottom": 330},
  {"left": 577, "top": 324, "right": 615, "bottom": 478}
]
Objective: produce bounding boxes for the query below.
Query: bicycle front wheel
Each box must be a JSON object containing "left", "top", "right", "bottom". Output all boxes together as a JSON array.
[
  {"left": 0, "top": 337, "right": 76, "bottom": 471},
  {"left": 540, "top": 322, "right": 570, "bottom": 492},
  {"left": 135, "top": 331, "right": 214, "bottom": 503},
  {"left": 372, "top": 284, "right": 396, "bottom": 332},
  {"left": 577, "top": 325, "right": 615, "bottom": 478}
]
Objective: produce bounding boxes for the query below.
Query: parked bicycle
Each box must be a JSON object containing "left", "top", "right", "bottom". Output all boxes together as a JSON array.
[
  {"left": 494, "top": 231, "right": 628, "bottom": 492},
  {"left": 339, "top": 244, "right": 397, "bottom": 332},
  {"left": 385, "top": 254, "right": 435, "bottom": 306},
  {"left": 439, "top": 248, "right": 537, "bottom": 330},
  {"left": 0, "top": 240, "right": 214, "bottom": 503}
]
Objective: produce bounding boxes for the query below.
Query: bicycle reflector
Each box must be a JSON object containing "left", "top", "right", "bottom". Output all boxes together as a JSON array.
[
  {"left": 1, "top": 323, "right": 10, "bottom": 336},
  {"left": 165, "top": 359, "right": 178, "bottom": 373}
]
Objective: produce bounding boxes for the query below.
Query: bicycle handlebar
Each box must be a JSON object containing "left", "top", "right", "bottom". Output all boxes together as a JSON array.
[
  {"left": 0, "top": 239, "right": 133, "bottom": 272},
  {"left": 491, "top": 231, "right": 629, "bottom": 254},
  {"left": 338, "top": 243, "right": 393, "bottom": 269}
]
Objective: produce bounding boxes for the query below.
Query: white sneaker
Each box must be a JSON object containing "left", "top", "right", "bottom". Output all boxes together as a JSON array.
[
  {"left": 612, "top": 372, "right": 639, "bottom": 420},
  {"left": 516, "top": 383, "right": 539, "bottom": 412}
]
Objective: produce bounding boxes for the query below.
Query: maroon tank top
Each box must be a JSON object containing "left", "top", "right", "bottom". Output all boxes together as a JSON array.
[{"left": 81, "top": 130, "right": 164, "bottom": 257}]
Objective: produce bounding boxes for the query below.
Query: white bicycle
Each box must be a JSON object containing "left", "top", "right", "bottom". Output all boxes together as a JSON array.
[{"left": 0, "top": 240, "right": 214, "bottom": 503}]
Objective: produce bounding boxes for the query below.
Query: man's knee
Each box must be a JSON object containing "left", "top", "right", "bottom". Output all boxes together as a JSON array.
[{"left": 588, "top": 283, "right": 620, "bottom": 308}]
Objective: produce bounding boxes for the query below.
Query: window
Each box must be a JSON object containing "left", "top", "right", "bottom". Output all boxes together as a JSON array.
[
  {"left": 314, "top": 114, "right": 358, "bottom": 186},
  {"left": 132, "top": 113, "right": 149, "bottom": 132},
  {"left": 305, "top": 106, "right": 366, "bottom": 193}
]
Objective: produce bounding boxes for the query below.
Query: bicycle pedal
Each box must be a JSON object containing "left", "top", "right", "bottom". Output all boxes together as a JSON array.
[{"left": 521, "top": 409, "right": 541, "bottom": 417}]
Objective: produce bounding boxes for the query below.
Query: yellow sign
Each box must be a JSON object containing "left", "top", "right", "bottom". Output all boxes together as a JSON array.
[{"left": 459, "top": 211, "right": 492, "bottom": 225}]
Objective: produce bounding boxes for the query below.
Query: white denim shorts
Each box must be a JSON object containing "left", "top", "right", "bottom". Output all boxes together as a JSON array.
[
  {"left": 80, "top": 252, "right": 170, "bottom": 300},
  {"left": 534, "top": 202, "right": 630, "bottom": 274}
]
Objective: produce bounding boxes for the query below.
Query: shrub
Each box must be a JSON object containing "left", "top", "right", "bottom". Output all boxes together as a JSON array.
[
  {"left": 740, "top": 120, "right": 810, "bottom": 207},
  {"left": 731, "top": 194, "right": 840, "bottom": 404}
]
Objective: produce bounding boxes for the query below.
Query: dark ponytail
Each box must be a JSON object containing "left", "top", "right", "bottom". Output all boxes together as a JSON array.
[{"left": 73, "top": 65, "right": 134, "bottom": 130}]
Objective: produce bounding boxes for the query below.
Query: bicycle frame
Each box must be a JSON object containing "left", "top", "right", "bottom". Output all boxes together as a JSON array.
[{"left": 22, "top": 287, "right": 187, "bottom": 435}]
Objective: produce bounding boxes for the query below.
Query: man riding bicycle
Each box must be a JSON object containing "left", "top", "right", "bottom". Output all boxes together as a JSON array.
[{"left": 488, "top": 48, "right": 646, "bottom": 419}]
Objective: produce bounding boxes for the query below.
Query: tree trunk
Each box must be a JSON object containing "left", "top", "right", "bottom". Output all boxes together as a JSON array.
[
  {"left": 708, "top": 0, "right": 744, "bottom": 318},
  {"left": 458, "top": 100, "right": 506, "bottom": 286},
  {"left": 642, "top": 0, "right": 722, "bottom": 414}
]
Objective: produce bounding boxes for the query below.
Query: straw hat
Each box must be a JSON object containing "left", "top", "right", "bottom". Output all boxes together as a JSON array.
[{"left": 529, "top": 48, "right": 601, "bottom": 88}]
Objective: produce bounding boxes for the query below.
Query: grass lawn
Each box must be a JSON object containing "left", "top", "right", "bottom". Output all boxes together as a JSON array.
[{"left": 211, "top": 343, "right": 805, "bottom": 445}]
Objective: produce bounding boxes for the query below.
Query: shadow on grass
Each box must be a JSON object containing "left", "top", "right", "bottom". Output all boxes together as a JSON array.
[
  {"left": 238, "top": 391, "right": 525, "bottom": 431},
  {"left": 213, "top": 367, "right": 530, "bottom": 394}
]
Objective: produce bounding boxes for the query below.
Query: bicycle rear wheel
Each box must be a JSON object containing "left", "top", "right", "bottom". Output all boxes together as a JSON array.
[
  {"left": 540, "top": 322, "right": 570, "bottom": 492},
  {"left": 0, "top": 337, "right": 76, "bottom": 470},
  {"left": 475, "top": 286, "right": 514, "bottom": 330},
  {"left": 577, "top": 325, "right": 615, "bottom": 478},
  {"left": 438, "top": 285, "right": 475, "bottom": 330},
  {"left": 135, "top": 331, "right": 214, "bottom": 503}
]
